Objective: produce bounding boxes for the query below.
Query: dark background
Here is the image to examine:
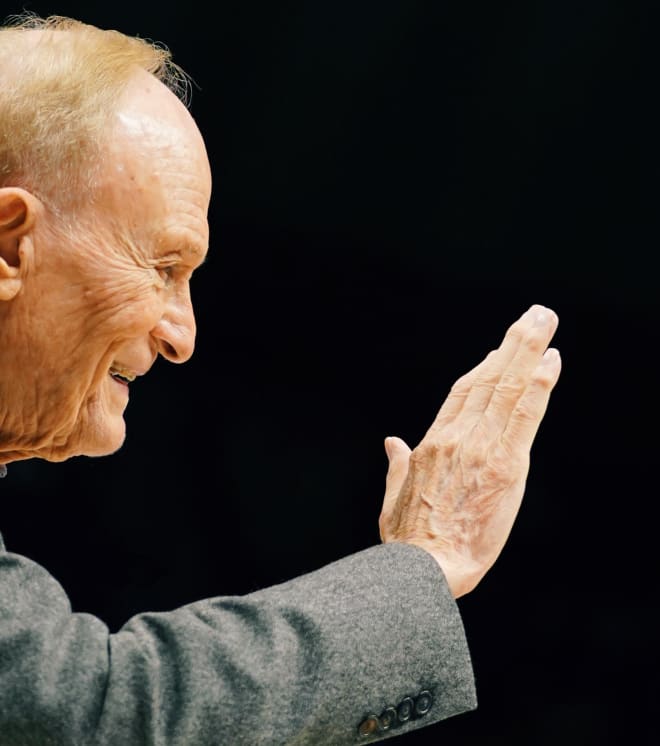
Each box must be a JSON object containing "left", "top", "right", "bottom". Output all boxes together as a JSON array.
[{"left": 1, "top": 2, "right": 652, "bottom": 744}]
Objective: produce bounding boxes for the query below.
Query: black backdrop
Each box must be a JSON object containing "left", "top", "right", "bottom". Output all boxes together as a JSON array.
[{"left": 2, "top": 2, "right": 652, "bottom": 744}]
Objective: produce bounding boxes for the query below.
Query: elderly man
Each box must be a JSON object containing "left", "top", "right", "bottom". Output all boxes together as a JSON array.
[{"left": 0, "top": 14, "right": 561, "bottom": 746}]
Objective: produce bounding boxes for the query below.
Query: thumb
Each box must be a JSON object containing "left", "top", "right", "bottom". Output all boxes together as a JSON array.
[{"left": 382, "top": 436, "right": 412, "bottom": 515}]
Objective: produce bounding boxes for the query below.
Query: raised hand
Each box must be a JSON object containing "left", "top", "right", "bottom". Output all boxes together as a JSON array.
[{"left": 379, "top": 304, "right": 561, "bottom": 597}]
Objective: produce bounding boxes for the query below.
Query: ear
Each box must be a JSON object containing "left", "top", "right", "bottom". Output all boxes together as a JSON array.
[{"left": 0, "top": 187, "right": 41, "bottom": 301}]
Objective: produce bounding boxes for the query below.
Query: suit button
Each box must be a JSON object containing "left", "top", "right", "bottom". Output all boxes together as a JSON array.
[
  {"left": 414, "top": 690, "right": 433, "bottom": 716},
  {"left": 397, "top": 696, "right": 414, "bottom": 723},
  {"left": 357, "top": 715, "right": 380, "bottom": 738},
  {"left": 379, "top": 707, "right": 397, "bottom": 731}
]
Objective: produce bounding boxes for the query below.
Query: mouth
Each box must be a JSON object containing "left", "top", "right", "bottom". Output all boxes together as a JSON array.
[{"left": 109, "top": 365, "right": 137, "bottom": 386}]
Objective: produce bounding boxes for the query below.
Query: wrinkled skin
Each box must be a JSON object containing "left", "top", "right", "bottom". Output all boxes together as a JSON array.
[
  {"left": 380, "top": 305, "right": 561, "bottom": 597},
  {"left": 0, "top": 68, "right": 211, "bottom": 463}
]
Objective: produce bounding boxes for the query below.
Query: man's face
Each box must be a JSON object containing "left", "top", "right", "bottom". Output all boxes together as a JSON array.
[{"left": 14, "top": 69, "right": 211, "bottom": 461}]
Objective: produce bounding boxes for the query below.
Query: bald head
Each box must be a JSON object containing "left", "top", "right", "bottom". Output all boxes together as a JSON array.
[
  {"left": 98, "top": 66, "right": 212, "bottom": 255},
  {"left": 0, "top": 14, "right": 190, "bottom": 214},
  {"left": 112, "top": 67, "right": 209, "bottom": 181}
]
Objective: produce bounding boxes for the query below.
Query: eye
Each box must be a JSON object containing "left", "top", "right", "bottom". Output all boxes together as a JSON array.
[{"left": 157, "top": 265, "right": 176, "bottom": 282}]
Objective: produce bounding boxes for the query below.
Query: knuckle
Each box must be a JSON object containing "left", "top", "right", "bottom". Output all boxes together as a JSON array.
[
  {"left": 463, "top": 381, "right": 489, "bottom": 401},
  {"left": 511, "top": 392, "right": 547, "bottom": 424},
  {"left": 523, "top": 332, "right": 545, "bottom": 354},
  {"left": 478, "top": 370, "right": 501, "bottom": 388},
  {"left": 483, "top": 450, "right": 520, "bottom": 485},
  {"left": 506, "top": 320, "right": 526, "bottom": 342},
  {"left": 439, "top": 429, "right": 461, "bottom": 455},
  {"left": 462, "top": 443, "right": 488, "bottom": 470},
  {"left": 410, "top": 443, "right": 437, "bottom": 465},
  {"left": 531, "top": 368, "right": 556, "bottom": 389},
  {"left": 412, "top": 434, "right": 459, "bottom": 464},
  {"left": 511, "top": 399, "right": 538, "bottom": 423},
  {"left": 409, "top": 446, "right": 427, "bottom": 467},
  {"left": 497, "top": 370, "right": 526, "bottom": 393},
  {"left": 450, "top": 372, "right": 472, "bottom": 394},
  {"left": 495, "top": 430, "right": 530, "bottom": 461}
]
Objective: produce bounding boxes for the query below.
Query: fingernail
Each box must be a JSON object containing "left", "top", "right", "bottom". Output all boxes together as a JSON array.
[
  {"left": 534, "top": 308, "right": 550, "bottom": 327},
  {"left": 541, "top": 348, "right": 559, "bottom": 364}
]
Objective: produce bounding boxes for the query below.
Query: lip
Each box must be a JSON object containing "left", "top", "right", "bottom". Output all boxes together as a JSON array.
[
  {"left": 108, "top": 355, "right": 156, "bottom": 391},
  {"left": 109, "top": 374, "right": 130, "bottom": 400},
  {"left": 109, "top": 363, "right": 151, "bottom": 382},
  {"left": 109, "top": 368, "right": 135, "bottom": 384}
]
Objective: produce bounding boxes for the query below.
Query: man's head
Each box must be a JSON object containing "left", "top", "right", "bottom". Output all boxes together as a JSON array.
[{"left": 0, "top": 14, "right": 212, "bottom": 464}]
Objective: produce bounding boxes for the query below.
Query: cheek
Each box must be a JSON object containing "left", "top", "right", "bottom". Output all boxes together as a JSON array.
[
  {"left": 85, "top": 276, "right": 165, "bottom": 338},
  {"left": 111, "top": 296, "right": 165, "bottom": 336}
]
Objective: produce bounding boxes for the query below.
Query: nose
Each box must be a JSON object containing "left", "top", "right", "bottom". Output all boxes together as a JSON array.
[{"left": 151, "top": 286, "right": 197, "bottom": 364}]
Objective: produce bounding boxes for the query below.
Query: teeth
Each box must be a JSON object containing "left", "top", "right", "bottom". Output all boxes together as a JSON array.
[{"left": 109, "top": 366, "right": 136, "bottom": 383}]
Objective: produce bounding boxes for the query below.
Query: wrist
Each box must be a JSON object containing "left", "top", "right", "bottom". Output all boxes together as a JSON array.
[{"left": 406, "top": 541, "right": 482, "bottom": 598}]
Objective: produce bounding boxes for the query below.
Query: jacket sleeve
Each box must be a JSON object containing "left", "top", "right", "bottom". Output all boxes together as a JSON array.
[{"left": 0, "top": 531, "right": 476, "bottom": 745}]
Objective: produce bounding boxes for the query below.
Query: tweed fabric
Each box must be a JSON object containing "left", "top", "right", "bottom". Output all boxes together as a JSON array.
[{"left": 0, "top": 532, "right": 476, "bottom": 745}]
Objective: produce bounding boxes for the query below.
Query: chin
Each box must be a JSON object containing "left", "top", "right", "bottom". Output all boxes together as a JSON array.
[
  {"left": 81, "top": 419, "right": 127, "bottom": 458},
  {"left": 45, "top": 416, "right": 127, "bottom": 462}
]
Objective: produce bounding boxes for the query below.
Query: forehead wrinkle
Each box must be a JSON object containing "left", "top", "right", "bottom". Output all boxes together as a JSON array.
[
  {"left": 166, "top": 188, "right": 209, "bottom": 231},
  {"left": 160, "top": 169, "right": 210, "bottom": 204},
  {"left": 159, "top": 182, "right": 205, "bottom": 215}
]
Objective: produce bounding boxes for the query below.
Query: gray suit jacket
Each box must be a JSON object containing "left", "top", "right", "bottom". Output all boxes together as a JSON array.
[{"left": 0, "top": 531, "right": 476, "bottom": 745}]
